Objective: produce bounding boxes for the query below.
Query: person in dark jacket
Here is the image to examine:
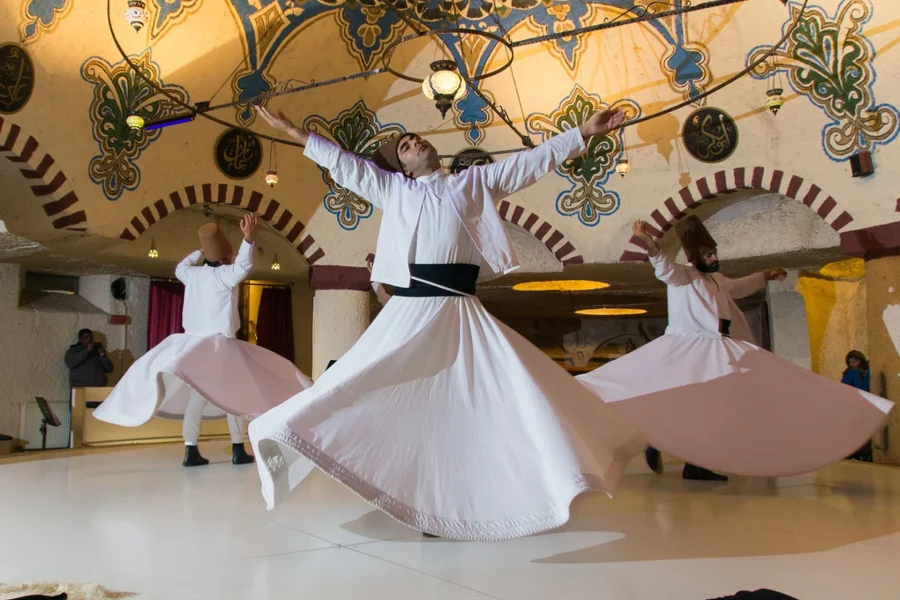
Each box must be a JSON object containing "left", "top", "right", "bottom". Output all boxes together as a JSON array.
[
  {"left": 842, "top": 349, "right": 873, "bottom": 462},
  {"left": 64, "top": 329, "right": 113, "bottom": 387}
]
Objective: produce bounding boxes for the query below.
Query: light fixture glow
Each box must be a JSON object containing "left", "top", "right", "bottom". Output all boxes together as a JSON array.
[
  {"left": 271, "top": 253, "right": 281, "bottom": 271},
  {"left": 125, "top": 0, "right": 149, "bottom": 32},
  {"left": 513, "top": 280, "right": 611, "bottom": 292},
  {"left": 817, "top": 258, "right": 865, "bottom": 281},
  {"left": 265, "top": 140, "right": 278, "bottom": 187},
  {"left": 126, "top": 115, "right": 144, "bottom": 131},
  {"left": 576, "top": 308, "right": 647, "bottom": 316},
  {"left": 616, "top": 158, "right": 630, "bottom": 177},
  {"left": 421, "top": 60, "right": 465, "bottom": 118},
  {"left": 148, "top": 237, "right": 159, "bottom": 259}
]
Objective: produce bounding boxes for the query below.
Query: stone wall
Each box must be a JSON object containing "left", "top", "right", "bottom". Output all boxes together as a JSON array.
[{"left": 0, "top": 265, "right": 149, "bottom": 440}]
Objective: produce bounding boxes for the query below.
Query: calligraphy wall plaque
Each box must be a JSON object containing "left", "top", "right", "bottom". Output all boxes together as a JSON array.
[
  {"left": 215, "top": 127, "right": 263, "bottom": 179},
  {"left": 449, "top": 147, "right": 494, "bottom": 174},
  {"left": 682, "top": 107, "right": 739, "bottom": 164},
  {"left": 0, "top": 43, "right": 35, "bottom": 114}
]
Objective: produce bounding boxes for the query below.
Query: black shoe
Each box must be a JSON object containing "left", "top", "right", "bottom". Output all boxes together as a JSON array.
[
  {"left": 644, "top": 446, "right": 663, "bottom": 474},
  {"left": 183, "top": 445, "right": 209, "bottom": 467},
  {"left": 232, "top": 443, "right": 255, "bottom": 465},
  {"left": 682, "top": 463, "right": 728, "bottom": 482}
]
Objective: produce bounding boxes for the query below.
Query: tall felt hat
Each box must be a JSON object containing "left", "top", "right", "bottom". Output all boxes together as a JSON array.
[
  {"left": 372, "top": 133, "right": 413, "bottom": 175},
  {"left": 675, "top": 215, "right": 716, "bottom": 263},
  {"left": 198, "top": 223, "right": 232, "bottom": 263}
]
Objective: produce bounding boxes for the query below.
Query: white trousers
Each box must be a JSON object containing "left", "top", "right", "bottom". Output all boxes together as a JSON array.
[{"left": 183, "top": 394, "right": 245, "bottom": 446}]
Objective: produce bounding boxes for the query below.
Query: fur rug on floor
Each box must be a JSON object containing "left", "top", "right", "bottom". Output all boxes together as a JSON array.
[{"left": 0, "top": 582, "right": 135, "bottom": 600}]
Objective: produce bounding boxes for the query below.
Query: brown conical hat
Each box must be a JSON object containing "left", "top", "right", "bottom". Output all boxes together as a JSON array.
[
  {"left": 675, "top": 215, "right": 716, "bottom": 263},
  {"left": 372, "top": 133, "right": 413, "bottom": 175},
  {"left": 198, "top": 223, "right": 232, "bottom": 263}
]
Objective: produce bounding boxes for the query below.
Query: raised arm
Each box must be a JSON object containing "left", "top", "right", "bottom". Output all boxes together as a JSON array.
[
  {"left": 723, "top": 268, "right": 786, "bottom": 299},
  {"left": 475, "top": 108, "right": 625, "bottom": 199},
  {"left": 255, "top": 105, "right": 402, "bottom": 209},
  {"left": 217, "top": 214, "right": 257, "bottom": 288},
  {"left": 632, "top": 220, "right": 694, "bottom": 287}
]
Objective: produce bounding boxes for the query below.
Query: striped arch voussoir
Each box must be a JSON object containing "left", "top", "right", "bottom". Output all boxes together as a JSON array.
[
  {"left": 619, "top": 167, "right": 856, "bottom": 262},
  {"left": 0, "top": 116, "right": 87, "bottom": 231},
  {"left": 118, "top": 183, "right": 325, "bottom": 265},
  {"left": 498, "top": 200, "right": 584, "bottom": 266}
]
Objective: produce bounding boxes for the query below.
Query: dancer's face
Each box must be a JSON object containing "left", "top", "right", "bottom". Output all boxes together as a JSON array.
[
  {"left": 695, "top": 249, "right": 720, "bottom": 273},
  {"left": 397, "top": 134, "right": 438, "bottom": 178}
]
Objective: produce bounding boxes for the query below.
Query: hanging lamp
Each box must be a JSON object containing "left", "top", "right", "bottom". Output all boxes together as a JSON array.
[{"left": 421, "top": 60, "right": 465, "bottom": 118}]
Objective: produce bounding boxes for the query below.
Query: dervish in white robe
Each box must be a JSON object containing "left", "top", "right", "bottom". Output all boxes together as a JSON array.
[
  {"left": 250, "top": 105, "right": 645, "bottom": 541},
  {"left": 578, "top": 217, "right": 894, "bottom": 478},
  {"left": 94, "top": 216, "right": 312, "bottom": 467}
]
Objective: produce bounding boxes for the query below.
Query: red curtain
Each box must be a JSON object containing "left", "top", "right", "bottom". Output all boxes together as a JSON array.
[
  {"left": 148, "top": 281, "right": 185, "bottom": 350},
  {"left": 256, "top": 287, "right": 294, "bottom": 363}
]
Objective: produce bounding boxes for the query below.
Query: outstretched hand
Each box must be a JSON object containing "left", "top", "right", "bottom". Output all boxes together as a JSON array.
[
  {"left": 763, "top": 268, "right": 788, "bottom": 282},
  {"left": 632, "top": 219, "right": 660, "bottom": 257},
  {"left": 580, "top": 107, "right": 626, "bottom": 139},
  {"left": 255, "top": 105, "right": 309, "bottom": 144},
  {"left": 240, "top": 213, "right": 259, "bottom": 243},
  {"left": 255, "top": 105, "right": 293, "bottom": 131},
  {"left": 632, "top": 219, "right": 652, "bottom": 244}
]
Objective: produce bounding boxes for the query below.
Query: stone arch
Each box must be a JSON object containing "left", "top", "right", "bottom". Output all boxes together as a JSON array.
[
  {"left": 619, "top": 166, "right": 856, "bottom": 261},
  {"left": 497, "top": 200, "right": 584, "bottom": 266},
  {"left": 118, "top": 183, "right": 325, "bottom": 265},
  {"left": 0, "top": 116, "right": 88, "bottom": 231}
]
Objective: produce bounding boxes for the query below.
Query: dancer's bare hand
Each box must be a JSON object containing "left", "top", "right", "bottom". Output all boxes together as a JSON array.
[
  {"left": 241, "top": 213, "right": 259, "bottom": 242},
  {"left": 255, "top": 105, "right": 309, "bottom": 144},
  {"left": 632, "top": 220, "right": 660, "bottom": 257},
  {"left": 764, "top": 268, "right": 787, "bottom": 282},
  {"left": 632, "top": 220, "right": 652, "bottom": 243},
  {"left": 580, "top": 107, "right": 626, "bottom": 138}
]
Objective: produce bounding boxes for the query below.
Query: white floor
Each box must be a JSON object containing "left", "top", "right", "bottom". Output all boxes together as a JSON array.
[{"left": 1, "top": 442, "right": 898, "bottom": 600}]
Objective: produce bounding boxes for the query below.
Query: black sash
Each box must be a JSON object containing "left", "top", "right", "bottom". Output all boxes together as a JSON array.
[
  {"left": 719, "top": 319, "right": 731, "bottom": 337},
  {"left": 392, "top": 264, "right": 479, "bottom": 297}
]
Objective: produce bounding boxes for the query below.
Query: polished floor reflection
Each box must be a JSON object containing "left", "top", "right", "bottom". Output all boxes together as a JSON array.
[{"left": 1, "top": 442, "right": 898, "bottom": 599}]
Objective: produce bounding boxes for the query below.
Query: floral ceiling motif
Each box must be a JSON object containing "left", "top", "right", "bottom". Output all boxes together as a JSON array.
[
  {"left": 19, "top": 0, "right": 74, "bottom": 45},
  {"left": 748, "top": 0, "right": 899, "bottom": 162},
  {"left": 225, "top": 0, "right": 709, "bottom": 144},
  {"left": 81, "top": 50, "right": 189, "bottom": 201},
  {"left": 526, "top": 85, "right": 640, "bottom": 227}
]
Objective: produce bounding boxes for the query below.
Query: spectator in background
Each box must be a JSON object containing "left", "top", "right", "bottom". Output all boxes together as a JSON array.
[
  {"left": 842, "top": 349, "right": 873, "bottom": 462},
  {"left": 64, "top": 329, "right": 113, "bottom": 388}
]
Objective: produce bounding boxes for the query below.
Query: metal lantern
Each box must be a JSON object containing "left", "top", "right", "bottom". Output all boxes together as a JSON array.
[
  {"left": 126, "top": 115, "right": 144, "bottom": 131},
  {"left": 421, "top": 60, "right": 465, "bottom": 118},
  {"left": 271, "top": 254, "right": 281, "bottom": 271},
  {"left": 264, "top": 140, "right": 278, "bottom": 187},
  {"left": 125, "top": 0, "right": 149, "bottom": 32},
  {"left": 616, "top": 158, "right": 630, "bottom": 177},
  {"left": 766, "top": 88, "right": 785, "bottom": 115},
  {"left": 148, "top": 237, "right": 159, "bottom": 259}
]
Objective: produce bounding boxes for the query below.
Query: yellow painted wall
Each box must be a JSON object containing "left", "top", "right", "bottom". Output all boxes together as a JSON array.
[
  {"left": 796, "top": 260, "right": 868, "bottom": 380},
  {"left": 865, "top": 256, "right": 900, "bottom": 466}
]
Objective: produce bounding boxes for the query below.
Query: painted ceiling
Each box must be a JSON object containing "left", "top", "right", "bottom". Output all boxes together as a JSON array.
[{"left": 1, "top": 0, "right": 898, "bottom": 283}]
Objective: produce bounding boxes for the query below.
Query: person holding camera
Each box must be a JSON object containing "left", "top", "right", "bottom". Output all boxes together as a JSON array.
[{"left": 64, "top": 329, "right": 113, "bottom": 388}]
